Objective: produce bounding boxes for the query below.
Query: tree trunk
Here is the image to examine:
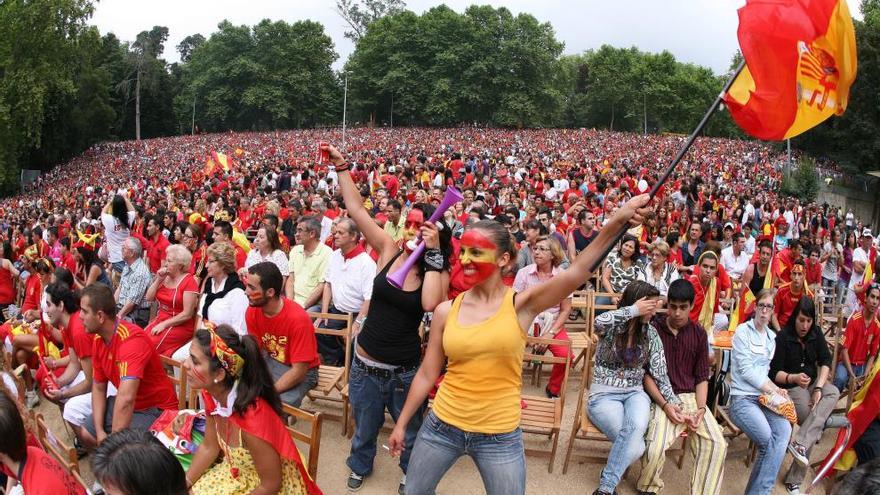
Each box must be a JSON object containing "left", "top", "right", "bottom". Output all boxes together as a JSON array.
[{"left": 135, "top": 65, "right": 141, "bottom": 141}]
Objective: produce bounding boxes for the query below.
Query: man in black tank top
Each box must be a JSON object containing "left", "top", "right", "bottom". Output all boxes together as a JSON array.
[{"left": 743, "top": 240, "right": 773, "bottom": 296}]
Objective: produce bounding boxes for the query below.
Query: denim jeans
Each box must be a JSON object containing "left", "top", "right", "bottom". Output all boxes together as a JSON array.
[
  {"left": 834, "top": 362, "right": 866, "bottom": 391},
  {"left": 347, "top": 357, "right": 424, "bottom": 477},
  {"left": 587, "top": 389, "right": 652, "bottom": 493},
  {"left": 729, "top": 395, "right": 792, "bottom": 495},
  {"left": 405, "top": 411, "right": 525, "bottom": 495}
]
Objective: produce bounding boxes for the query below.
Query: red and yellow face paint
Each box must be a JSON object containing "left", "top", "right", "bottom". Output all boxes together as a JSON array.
[
  {"left": 459, "top": 230, "right": 498, "bottom": 286},
  {"left": 402, "top": 209, "right": 424, "bottom": 247}
]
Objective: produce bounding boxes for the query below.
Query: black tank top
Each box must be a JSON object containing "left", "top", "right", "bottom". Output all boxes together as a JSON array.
[
  {"left": 572, "top": 228, "right": 596, "bottom": 255},
  {"left": 749, "top": 261, "right": 768, "bottom": 296},
  {"left": 358, "top": 250, "right": 424, "bottom": 367}
]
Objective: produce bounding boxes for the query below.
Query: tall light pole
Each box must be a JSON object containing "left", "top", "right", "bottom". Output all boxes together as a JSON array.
[
  {"left": 390, "top": 93, "right": 394, "bottom": 129},
  {"left": 342, "top": 72, "right": 348, "bottom": 152},
  {"left": 191, "top": 91, "right": 197, "bottom": 135}
]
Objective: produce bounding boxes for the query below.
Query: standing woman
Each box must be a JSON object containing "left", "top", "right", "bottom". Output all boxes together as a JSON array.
[
  {"left": 101, "top": 194, "right": 136, "bottom": 275},
  {"left": 729, "top": 288, "right": 792, "bottom": 495},
  {"left": 839, "top": 230, "right": 856, "bottom": 307},
  {"left": 183, "top": 324, "right": 321, "bottom": 494},
  {"left": 389, "top": 195, "right": 651, "bottom": 494},
  {"left": 145, "top": 244, "right": 199, "bottom": 357},
  {"left": 512, "top": 236, "right": 573, "bottom": 398},
  {"left": 325, "top": 144, "right": 450, "bottom": 494}
]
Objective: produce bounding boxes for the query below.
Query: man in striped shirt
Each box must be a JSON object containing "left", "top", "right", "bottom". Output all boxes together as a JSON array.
[{"left": 637, "top": 279, "right": 727, "bottom": 495}]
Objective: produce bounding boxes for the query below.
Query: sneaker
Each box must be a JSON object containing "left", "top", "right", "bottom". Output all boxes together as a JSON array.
[
  {"left": 637, "top": 492, "right": 657, "bottom": 495},
  {"left": 398, "top": 474, "right": 406, "bottom": 495},
  {"left": 25, "top": 389, "right": 40, "bottom": 408},
  {"left": 788, "top": 442, "right": 809, "bottom": 466},
  {"left": 592, "top": 490, "right": 618, "bottom": 495},
  {"left": 784, "top": 483, "right": 801, "bottom": 495},
  {"left": 73, "top": 438, "right": 88, "bottom": 459},
  {"left": 347, "top": 472, "right": 364, "bottom": 492}
]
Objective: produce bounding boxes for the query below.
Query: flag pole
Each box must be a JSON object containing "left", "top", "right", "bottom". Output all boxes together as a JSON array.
[{"left": 589, "top": 60, "right": 746, "bottom": 272}]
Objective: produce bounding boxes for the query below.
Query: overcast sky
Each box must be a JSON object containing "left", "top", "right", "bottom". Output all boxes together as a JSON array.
[{"left": 90, "top": 0, "right": 862, "bottom": 75}]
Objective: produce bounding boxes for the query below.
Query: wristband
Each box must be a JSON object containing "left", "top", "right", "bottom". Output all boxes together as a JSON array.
[
  {"left": 334, "top": 162, "right": 350, "bottom": 172},
  {"left": 423, "top": 248, "right": 445, "bottom": 271}
]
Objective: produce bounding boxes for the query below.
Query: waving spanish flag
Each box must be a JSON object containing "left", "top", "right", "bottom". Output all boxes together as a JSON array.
[
  {"left": 728, "top": 286, "right": 758, "bottom": 332},
  {"left": 723, "top": 0, "right": 857, "bottom": 140},
  {"left": 823, "top": 351, "right": 880, "bottom": 474},
  {"left": 212, "top": 151, "right": 232, "bottom": 172}
]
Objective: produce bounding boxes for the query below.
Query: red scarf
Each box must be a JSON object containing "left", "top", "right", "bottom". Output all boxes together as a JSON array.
[{"left": 342, "top": 244, "right": 365, "bottom": 261}]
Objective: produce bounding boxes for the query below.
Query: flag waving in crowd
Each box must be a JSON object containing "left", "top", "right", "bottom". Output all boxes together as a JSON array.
[{"left": 723, "top": 0, "right": 857, "bottom": 140}]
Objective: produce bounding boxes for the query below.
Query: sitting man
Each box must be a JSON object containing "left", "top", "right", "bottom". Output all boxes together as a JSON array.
[
  {"left": 637, "top": 279, "right": 727, "bottom": 495},
  {"left": 115, "top": 237, "right": 152, "bottom": 328},
  {"left": 284, "top": 215, "right": 332, "bottom": 311},
  {"left": 318, "top": 217, "right": 374, "bottom": 366},
  {"left": 687, "top": 251, "right": 729, "bottom": 342},
  {"left": 772, "top": 259, "right": 813, "bottom": 331},
  {"left": 834, "top": 283, "right": 880, "bottom": 391},
  {"left": 769, "top": 296, "right": 840, "bottom": 494},
  {"left": 245, "top": 261, "right": 320, "bottom": 407},
  {"left": 78, "top": 283, "right": 178, "bottom": 449}
]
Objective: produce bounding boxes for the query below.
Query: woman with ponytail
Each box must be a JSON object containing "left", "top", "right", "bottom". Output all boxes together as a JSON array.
[{"left": 183, "top": 323, "right": 322, "bottom": 495}]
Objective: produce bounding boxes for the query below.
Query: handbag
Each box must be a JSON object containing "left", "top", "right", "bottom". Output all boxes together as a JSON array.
[{"left": 758, "top": 391, "right": 798, "bottom": 423}]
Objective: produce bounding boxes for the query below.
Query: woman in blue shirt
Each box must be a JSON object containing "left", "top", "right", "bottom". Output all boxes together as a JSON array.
[{"left": 729, "top": 287, "right": 792, "bottom": 495}]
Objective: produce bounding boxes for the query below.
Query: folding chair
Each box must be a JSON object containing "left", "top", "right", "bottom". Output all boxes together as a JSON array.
[
  {"left": 522, "top": 335, "right": 573, "bottom": 473},
  {"left": 160, "top": 355, "right": 190, "bottom": 410},
  {"left": 281, "top": 403, "right": 324, "bottom": 480},
  {"left": 562, "top": 345, "right": 615, "bottom": 473},
  {"left": 304, "top": 312, "right": 352, "bottom": 430},
  {"left": 32, "top": 411, "right": 80, "bottom": 475}
]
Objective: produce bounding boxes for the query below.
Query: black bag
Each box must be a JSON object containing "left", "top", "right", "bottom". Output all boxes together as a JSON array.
[{"left": 708, "top": 349, "right": 732, "bottom": 410}]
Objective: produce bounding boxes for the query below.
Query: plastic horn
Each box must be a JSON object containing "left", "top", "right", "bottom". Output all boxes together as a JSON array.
[{"left": 386, "top": 186, "right": 463, "bottom": 289}]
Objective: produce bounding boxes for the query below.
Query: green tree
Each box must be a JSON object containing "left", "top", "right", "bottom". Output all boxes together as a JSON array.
[
  {"left": 175, "top": 19, "right": 340, "bottom": 132},
  {"left": 336, "top": 0, "right": 406, "bottom": 42},
  {"left": 177, "top": 34, "right": 206, "bottom": 63}
]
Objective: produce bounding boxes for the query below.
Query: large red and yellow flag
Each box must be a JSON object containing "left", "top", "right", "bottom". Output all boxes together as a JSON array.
[
  {"left": 723, "top": 0, "right": 857, "bottom": 140},
  {"left": 823, "top": 352, "right": 880, "bottom": 474},
  {"left": 212, "top": 151, "right": 232, "bottom": 172}
]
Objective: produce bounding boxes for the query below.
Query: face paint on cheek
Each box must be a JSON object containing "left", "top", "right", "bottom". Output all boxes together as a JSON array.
[{"left": 460, "top": 230, "right": 498, "bottom": 285}]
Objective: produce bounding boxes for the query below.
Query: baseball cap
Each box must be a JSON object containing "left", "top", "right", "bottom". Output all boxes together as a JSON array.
[
  {"left": 861, "top": 228, "right": 873, "bottom": 238},
  {"left": 724, "top": 222, "right": 735, "bottom": 230}
]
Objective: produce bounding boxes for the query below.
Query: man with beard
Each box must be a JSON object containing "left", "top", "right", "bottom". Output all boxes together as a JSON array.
[{"left": 244, "top": 261, "right": 319, "bottom": 407}]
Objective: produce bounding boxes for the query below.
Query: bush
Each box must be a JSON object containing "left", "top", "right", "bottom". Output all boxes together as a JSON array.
[{"left": 780, "top": 157, "right": 819, "bottom": 202}]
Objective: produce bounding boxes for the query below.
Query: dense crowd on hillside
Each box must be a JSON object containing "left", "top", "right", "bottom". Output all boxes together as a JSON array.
[{"left": 1, "top": 127, "right": 878, "bottom": 495}]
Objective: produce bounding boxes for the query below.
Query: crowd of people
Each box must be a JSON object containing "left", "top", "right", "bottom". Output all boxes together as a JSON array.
[{"left": 0, "top": 127, "right": 879, "bottom": 495}]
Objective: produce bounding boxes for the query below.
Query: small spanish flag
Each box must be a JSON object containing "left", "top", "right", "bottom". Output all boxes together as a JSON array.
[
  {"left": 723, "top": 0, "right": 857, "bottom": 140},
  {"left": 728, "top": 286, "right": 757, "bottom": 332},
  {"left": 824, "top": 351, "right": 880, "bottom": 474}
]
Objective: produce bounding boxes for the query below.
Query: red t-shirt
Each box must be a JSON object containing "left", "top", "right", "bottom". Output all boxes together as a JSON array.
[
  {"left": 61, "top": 252, "right": 77, "bottom": 274},
  {"left": 91, "top": 321, "right": 178, "bottom": 411},
  {"left": 146, "top": 233, "right": 170, "bottom": 273},
  {"left": 843, "top": 311, "right": 880, "bottom": 365},
  {"left": 63, "top": 311, "right": 92, "bottom": 359},
  {"left": 245, "top": 298, "right": 320, "bottom": 368},
  {"left": 21, "top": 275, "right": 42, "bottom": 313},
  {"left": 0, "top": 446, "right": 86, "bottom": 495},
  {"left": 773, "top": 283, "right": 810, "bottom": 328}
]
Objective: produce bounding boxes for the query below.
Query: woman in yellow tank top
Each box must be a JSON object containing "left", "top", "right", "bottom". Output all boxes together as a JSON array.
[{"left": 388, "top": 194, "right": 652, "bottom": 495}]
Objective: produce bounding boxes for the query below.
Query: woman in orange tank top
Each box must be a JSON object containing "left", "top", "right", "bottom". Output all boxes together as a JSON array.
[{"left": 388, "top": 195, "right": 652, "bottom": 494}]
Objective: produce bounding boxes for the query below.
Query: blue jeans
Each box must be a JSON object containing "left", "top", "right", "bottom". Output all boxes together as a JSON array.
[
  {"left": 347, "top": 357, "right": 423, "bottom": 476},
  {"left": 587, "top": 389, "right": 651, "bottom": 493},
  {"left": 729, "top": 395, "right": 792, "bottom": 495},
  {"left": 110, "top": 260, "right": 126, "bottom": 273},
  {"left": 834, "top": 362, "right": 866, "bottom": 391},
  {"left": 405, "top": 411, "right": 525, "bottom": 495}
]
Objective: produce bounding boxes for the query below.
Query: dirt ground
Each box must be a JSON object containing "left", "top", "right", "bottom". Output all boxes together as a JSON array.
[{"left": 36, "top": 368, "right": 845, "bottom": 495}]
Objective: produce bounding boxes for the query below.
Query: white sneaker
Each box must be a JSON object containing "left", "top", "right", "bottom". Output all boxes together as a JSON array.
[
  {"left": 25, "top": 390, "right": 40, "bottom": 408},
  {"left": 398, "top": 474, "right": 406, "bottom": 495},
  {"left": 784, "top": 483, "right": 801, "bottom": 495}
]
